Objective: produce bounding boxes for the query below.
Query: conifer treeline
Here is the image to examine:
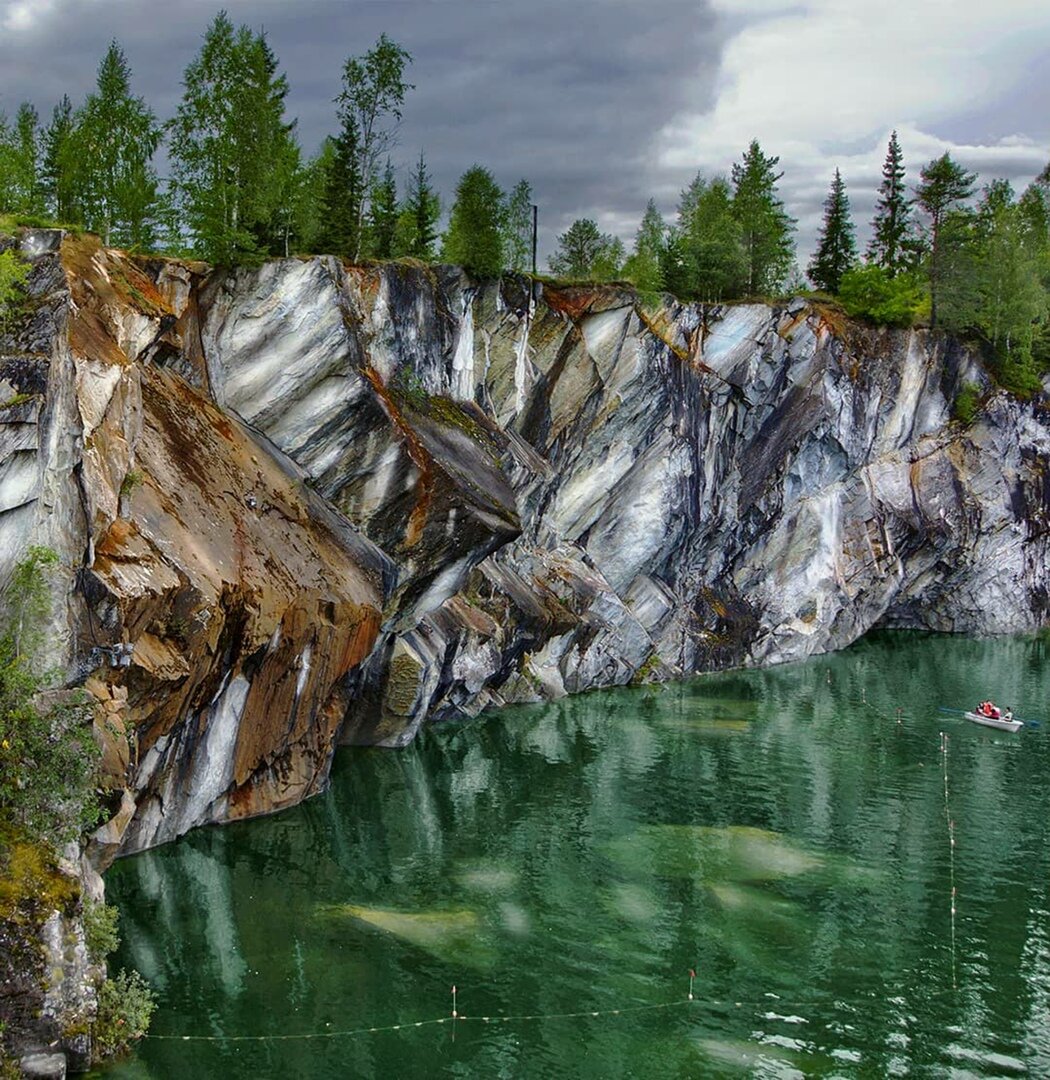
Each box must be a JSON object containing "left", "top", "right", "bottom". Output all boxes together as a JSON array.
[
  {"left": 0, "top": 16, "right": 532, "bottom": 275},
  {"left": 0, "top": 13, "right": 1048, "bottom": 388}
]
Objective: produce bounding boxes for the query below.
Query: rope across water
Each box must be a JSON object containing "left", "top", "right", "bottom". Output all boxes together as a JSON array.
[
  {"left": 142, "top": 985, "right": 963, "bottom": 1044},
  {"left": 143, "top": 727, "right": 968, "bottom": 1047}
]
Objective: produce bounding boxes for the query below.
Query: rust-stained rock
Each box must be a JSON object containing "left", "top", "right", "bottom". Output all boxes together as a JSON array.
[{"left": 2, "top": 227, "right": 1050, "bottom": 859}]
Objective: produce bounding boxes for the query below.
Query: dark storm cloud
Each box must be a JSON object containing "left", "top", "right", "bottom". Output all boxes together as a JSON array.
[{"left": 0, "top": 0, "right": 727, "bottom": 257}]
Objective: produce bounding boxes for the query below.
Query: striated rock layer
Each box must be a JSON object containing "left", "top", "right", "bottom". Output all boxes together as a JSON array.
[{"left": 2, "top": 229, "right": 1048, "bottom": 857}]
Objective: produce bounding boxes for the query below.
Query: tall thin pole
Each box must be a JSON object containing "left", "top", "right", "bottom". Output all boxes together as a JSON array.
[{"left": 531, "top": 204, "right": 538, "bottom": 276}]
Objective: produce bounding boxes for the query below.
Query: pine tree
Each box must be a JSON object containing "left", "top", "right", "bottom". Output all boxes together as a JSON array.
[
  {"left": 336, "top": 34, "right": 413, "bottom": 261},
  {"left": 0, "top": 104, "right": 43, "bottom": 217},
  {"left": 549, "top": 218, "right": 623, "bottom": 281},
  {"left": 0, "top": 113, "right": 13, "bottom": 212},
  {"left": 867, "top": 131, "right": 918, "bottom": 275},
  {"left": 169, "top": 14, "right": 299, "bottom": 263},
  {"left": 807, "top": 169, "right": 858, "bottom": 293},
  {"left": 442, "top": 166, "right": 505, "bottom": 277},
  {"left": 40, "top": 96, "right": 78, "bottom": 223},
  {"left": 622, "top": 199, "right": 665, "bottom": 293},
  {"left": 917, "top": 152, "right": 977, "bottom": 327},
  {"left": 363, "top": 159, "right": 398, "bottom": 259},
  {"left": 69, "top": 41, "right": 160, "bottom": 247},
  {"left": 730, "top": 140, "right": 796, "bottom": 295},
  {"left": 503, "top": 179, "right": 534, "bottom": 274}
]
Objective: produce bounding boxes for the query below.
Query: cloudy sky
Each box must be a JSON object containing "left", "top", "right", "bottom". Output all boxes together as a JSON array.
[{"left": 1, "top": 0, "right": 1048, "bottom": 267}]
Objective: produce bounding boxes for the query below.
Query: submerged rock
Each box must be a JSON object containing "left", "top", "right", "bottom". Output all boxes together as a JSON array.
[
  {"left": 323, "top": 904, "right": 495, "bottom": 969},
  {"left": 606, "top": 824, "right": 824, "bottom": 883},
  {"left": 1, "top": 228, "right": 1049, "bottom": 858}
]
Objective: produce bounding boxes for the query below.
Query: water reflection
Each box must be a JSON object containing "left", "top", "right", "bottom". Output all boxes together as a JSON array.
[{"left": 98, "top": 631, "right": 1050, "bottom": 1078}]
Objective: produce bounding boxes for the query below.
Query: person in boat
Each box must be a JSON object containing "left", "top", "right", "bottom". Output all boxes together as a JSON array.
[
  {"left": 978, "top": 701, "right": 1002, "bottom": 719},
  {"left": 1004, "top": 707, "right": 1014, "bottom": 722}
]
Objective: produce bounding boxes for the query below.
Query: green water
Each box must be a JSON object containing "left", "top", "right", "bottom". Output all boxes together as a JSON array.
[{"left": 97, "top": 632, "right": 1050, "bottom": 1078}]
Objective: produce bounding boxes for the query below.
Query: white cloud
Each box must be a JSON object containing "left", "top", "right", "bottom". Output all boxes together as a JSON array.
[
  {"left": 656, "top": 0, "right": 1050, "bottom": 258},
  {"left": 1, "top": 0, "right": 57, "bottom": 33}
]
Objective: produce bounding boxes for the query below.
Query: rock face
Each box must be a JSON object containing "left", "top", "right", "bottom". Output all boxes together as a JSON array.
[{"left": 2, "top": 230, "right": 1049, "bottom": 858}]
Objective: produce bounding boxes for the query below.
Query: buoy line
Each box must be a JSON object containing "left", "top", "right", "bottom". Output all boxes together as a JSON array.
[
  {"left": 941, "top": 731, "right": 958, "bottom": 991},
  {"left": 143, "top": 998, "right": 699, "bottom": 1042},
  {"left": 145, "top": 735, "right": 968, "bottom": 1047},
  {"left": 142, "top": 983, "right": 962, "bottom": 1043}
]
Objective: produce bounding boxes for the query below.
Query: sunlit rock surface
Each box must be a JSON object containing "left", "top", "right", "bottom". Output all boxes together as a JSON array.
[{"left": 1, "top": 229, "right": 1048, "bottom": 854}]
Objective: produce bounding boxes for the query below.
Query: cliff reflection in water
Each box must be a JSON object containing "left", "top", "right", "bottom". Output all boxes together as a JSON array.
[{"left": 103, "top": 631, "right": 1050, "bottom": 1078}]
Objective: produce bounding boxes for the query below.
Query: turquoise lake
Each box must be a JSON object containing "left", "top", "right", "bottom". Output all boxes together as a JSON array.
[{"left": 95, "top": 631, "right": 1050, "bottom": 1077}]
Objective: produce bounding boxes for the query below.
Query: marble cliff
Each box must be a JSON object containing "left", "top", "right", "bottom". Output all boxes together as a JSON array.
[{"left": 2, "top": 229, "right": 1048, "bottom": 857}]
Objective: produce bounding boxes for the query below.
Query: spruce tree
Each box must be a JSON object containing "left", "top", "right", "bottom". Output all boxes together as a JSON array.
[
  {"left": 70, "top": 41, "right": 160, "bottom": 247},
  {"left": 730, "top": 140, "right": 796, "bottom": 295},
  {"left": 867, "top": 131, "right": 918, "bottom": 275},
  {"left": 623, "top": 199, "right": 665, "bottom": 293},
  {"left": 503, "top": 179, "right": 534, "bottom": 273},
  {"left": 318, "top": 117, "right": 364, "bottom": 258},
  {"left": 294, "top": 139, "right": 336, "bottom": 254},
  {"left": 410, "top": 151, "right": 440, "bottom": 259},
  {"left": 442, "top": 166, "right": 505, "bottom": 277},
  {"left": 916, "top": 151, "right": 977, "bottom": 327},
  {"left": 363, "top": 159, "right": 398, "bottom": 259},
  {"left": 807, "top": 169, "right": 858, "bottom": 293},
  {"left": 393, "top": 151, "right": 439, "bottom": 259}
]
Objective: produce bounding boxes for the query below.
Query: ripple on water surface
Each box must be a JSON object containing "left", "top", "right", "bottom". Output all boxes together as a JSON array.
[{"left": 96, "top": 631, "right": 1050, "bottom": 1078}]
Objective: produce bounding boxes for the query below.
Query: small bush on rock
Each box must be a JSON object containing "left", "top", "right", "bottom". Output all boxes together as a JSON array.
[
  {"left": 84, "top": 900, "right": 120, "bottom": 962},
  {"left": 838, "top": 265, "right": 927, "bottom": 326},
  {"left": 953, "top": 382, "right": 981, "bottom": 425},
  {"left": 92, "top": 969, "right": 155, "bottom": 1058},
  {"left": 0, "top": 249, "right": 30, "bottom": 334}
]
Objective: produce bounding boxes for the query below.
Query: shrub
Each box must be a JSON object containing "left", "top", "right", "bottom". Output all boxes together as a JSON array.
[
  {"left": 0, "top": 548, "right": 101, "bottom": 845},
  {"left": 838, "top": 265, "right": 927, "bottom": 326},
  {"left": 83, "top": 900, "right": 120, "bottom": 962},
  {"left": 92, "top": 969, "right": 155, "bottom": 1058},
  {"left": 953, "top": 382, "right": 981, "bottom": 425},
  {"left": 0, "top": 249, "right": 30, "bottom": 334},
  {"left": 995, "top": 354, "right": 1044, "bottom": 399},
  {"left": 119, "top": 468, "right": 143, "bottom": 499}
]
